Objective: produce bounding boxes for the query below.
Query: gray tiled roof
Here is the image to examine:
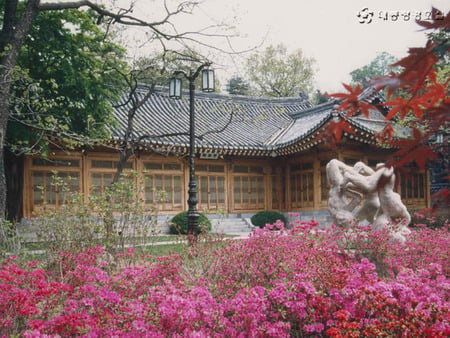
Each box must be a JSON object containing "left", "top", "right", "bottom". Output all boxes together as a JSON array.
[
  {"left": 274, "top": 102, "right": 334, "bottom": 146},
  {"left": 350, "top": 117, "right": 410, "bottom": 138},
  {"left": 110, "top": 85, "right": 404, "bottom": 155},
  {"left": 113, "top": 86, "right": 310, "bottom": 148}
]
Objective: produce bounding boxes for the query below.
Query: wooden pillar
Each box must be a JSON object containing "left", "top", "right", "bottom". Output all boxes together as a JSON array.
[
  {"left": 426, "top": 168, "right": 431, "bottom": 208},
  {"left": 337, "top": 149, "right": 343, "bottom": 162},
  {"left": 286, "top": 163, "right": 291, "bottom": 211},
  {"left": 275, "top": 166, "right": 282, "bottom": 211},
  {"left": 22, "top": 157, "right": 31, "bottom": 218},
  {"left": 227, "top": 159, "right": 233, "bottom": 214},
  {"left": 82, "top": 153, "right": 88, "bottom": 205},
  {"left": 279, "top": 166, "right": 285, "bottom": 211},
  {"left": 313, "top": 159, "right": 321, "bottom": 209},
  {"left": 184, "top": 157, "right": 190, "bottom": 211},
  {"left": 264, "top": 164, "right": 271, "bottom": 211},
  {"left": 361, "top": 153, "right": 367, "bottom": 164}
]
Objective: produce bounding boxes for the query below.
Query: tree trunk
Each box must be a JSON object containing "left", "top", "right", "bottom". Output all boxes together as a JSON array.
[
  {"left": 0, "top": 137, "right": 6, "bottom": 222},
  {"left": 0, "top": 89, "right": 12, "bottom": 222},
  {"left": 5, "top": 149, "right": 24, "bottom": 222},
  {"left": 0, "top": 0, "right": 41, "bottom": 220}
]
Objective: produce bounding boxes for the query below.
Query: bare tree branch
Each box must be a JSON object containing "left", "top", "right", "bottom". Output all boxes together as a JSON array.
[
  {"left": 38, "top": 0, "right": 213, "bottom": 41},
  {"left": 198, "top": 108, "right": 235, "bottom": 139}
]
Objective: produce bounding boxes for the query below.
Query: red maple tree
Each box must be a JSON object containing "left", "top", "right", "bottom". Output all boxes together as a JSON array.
[{"left": 330, "top": 8, "right": 449, "bottom": 210}]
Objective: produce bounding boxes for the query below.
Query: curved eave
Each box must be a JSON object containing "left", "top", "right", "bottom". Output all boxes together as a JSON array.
[
  {"left": 105, "top": 116, "right": 393, "bottom": 158},
  {"left": 271, "top": 112, "right": 332, "bottom": 154},
  {"left": 347, "top": 115, "right": 411, "bottom": 146}
]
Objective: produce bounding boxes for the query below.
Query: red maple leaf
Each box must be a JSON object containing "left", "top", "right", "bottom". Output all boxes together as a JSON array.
[
  {"left": 423, "top": 102, "right": 450, "bottom": 120},
  {"left": 384, "top": 97, "right": 425, "bottom": 120},
  {"left": 318, "top": 124, "right": 339, "bottom": 150},
  {"left": 391, "top": 127, "right": 438, "bottom": 168},
  {"left": 392, "top": 143, "right": 437, "bottom": 169},
  {"left": 420, "top": 78, "right": 449, "bottom": 107},
  {"left": 376, "top": 123, "right": 396, "bottom": 143},
  {"left": 328, "top": 119, "right": 355, "bottom": 143},
  {"left": 328, "top": 83, "right": 375, "bottom": 118},
  {"left": 391, "top": 42, "right": 438, "bottom": 95}
]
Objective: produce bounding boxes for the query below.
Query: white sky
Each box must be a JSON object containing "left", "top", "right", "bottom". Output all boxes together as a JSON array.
[{"left": 122, "top": 0, "right": 449, "bottom": 94}]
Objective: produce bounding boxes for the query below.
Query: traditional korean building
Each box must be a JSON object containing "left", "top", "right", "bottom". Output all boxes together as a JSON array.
[{"left": 22, "top": 86, "right": 430, "bottom": 219}]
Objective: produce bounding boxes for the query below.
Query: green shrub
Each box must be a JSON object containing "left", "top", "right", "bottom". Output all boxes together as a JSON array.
[
  {"left": 169, "top": 211, "right": 212, "bottom": 235},
  {"left": 0, "top": 220, "right": 21, "bottom": 260},
  {"left": 251, "top": 211, "right": 287, "bottom": 229},
  {"left": 31, "top": 171, "right": 160, "bottom": 270}
]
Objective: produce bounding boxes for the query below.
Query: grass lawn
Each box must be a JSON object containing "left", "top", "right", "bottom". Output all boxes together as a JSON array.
[
  {"left": 142, "top": 242, "right": 189, "bottom": 256},
  {"left": 20, "top": 233, "right": 239, "bottom": 257}
]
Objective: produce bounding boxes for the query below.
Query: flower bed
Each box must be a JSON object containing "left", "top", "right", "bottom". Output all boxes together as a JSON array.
[{"left": 1, "top": 218, "right": 449, "bottom": 336}]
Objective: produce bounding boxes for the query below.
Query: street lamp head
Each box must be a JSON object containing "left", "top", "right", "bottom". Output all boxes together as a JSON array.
[
  {"left": 201, "top": 69, "right": 215, "bottom": 92},
  {"left": 169, "top": 77, "right": 182, "bottom": 99}
]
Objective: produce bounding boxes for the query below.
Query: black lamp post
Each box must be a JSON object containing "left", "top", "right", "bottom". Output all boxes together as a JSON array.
[{"left": 169, "top": 64, "right": 214, "bottom": 239}]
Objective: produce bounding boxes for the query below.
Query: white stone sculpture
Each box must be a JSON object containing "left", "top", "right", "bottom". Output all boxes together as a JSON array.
[
  {"left": 344, "top": 162, "right": 380, "bottom": 224},
  {"left": 326, "top": 159, "right": 411, "bottom": 242},
  {"left": 371, "top": 166, "right": 411, "bottom": 242},
  {"left": 326, "top": 159, "right": 362, "bottom": 227}
]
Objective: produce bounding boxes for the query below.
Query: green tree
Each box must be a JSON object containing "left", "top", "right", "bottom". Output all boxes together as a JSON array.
[
  {"left": 0, "top": 0, "right": 236, "bottom": 222},
  {"left": 311, "top": 90, "right": 330, "bottom": 105},
  {"left": 3, "top": 7, "right": 128, "bottom": 222},
  {"left": 8, "top": 8, "right": 128, "bottom": 153},
  {"left": 245, "top": 44, "right": 316, "bottom": 97},
  {"left": 226, "top": 76, "right": 250, "bottom": 95},
  {"left": 431, "top": 30, "right": 450, "bottom": 86},
  {"left": 350, "top": 51, "right": 399, "bottom": 85}
]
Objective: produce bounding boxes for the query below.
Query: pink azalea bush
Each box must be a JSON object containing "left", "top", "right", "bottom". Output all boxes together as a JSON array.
[{"left": 1, "top": 215, "right": 449, "bottom": 337}]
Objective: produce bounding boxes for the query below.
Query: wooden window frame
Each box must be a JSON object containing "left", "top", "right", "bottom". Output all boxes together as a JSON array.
[
  {"left": 400, "top": 170, "right": 427, "bottom": 206},
  {"left": 319, "top": 160, "right": 329, "bottom": 207},
  {"left": 271, "top": 175, "right": 280, "bottom": 210},
  {"left": 196, "top": 161, "right": 227, "bottom": 212},
  {"left": 289, "top": 162, "right": 314, "bottom": 209},
  {"left": 231, "top": 162, "right": 267, "bottom": 212},
  {"left": 27, "top": 155, "right": 82, "bottom": 214},
  {"left": 142, "top": 160, "right": 184, "bottom": 212},
  {"left": 87, "top": 155, "right": 135, "bottom": 196}
]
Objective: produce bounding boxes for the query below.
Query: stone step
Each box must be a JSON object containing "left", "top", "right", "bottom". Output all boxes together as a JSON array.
[
  {"left": 213, "top": 229, "right": 252, "bottom": 234},
  {"left": 211, "top": 218, "right": 253, "bottom": 233},
  {"left": 216, "top": 221, "right": 249, "bottom": 227},
  {"left": 212, "top": 223, "right": 252, "bottom": 229},
  {"left": 212, "top": 220, "right": 249, "bottom": 225},
  {"left": 221, "top": 223, "right": 250, "bottom": 227}
]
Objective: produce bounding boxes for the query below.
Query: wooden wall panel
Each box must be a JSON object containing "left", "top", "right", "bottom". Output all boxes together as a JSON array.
[{"left": 21, "top": 147, "right": 430, "bottom": 218}]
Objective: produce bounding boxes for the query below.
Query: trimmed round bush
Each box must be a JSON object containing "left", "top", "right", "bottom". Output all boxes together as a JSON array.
[
  {"left": 251, "top": 211, "right": 287, "bottom": 229},
  {"left": 169, "top": 211, "right": 212, "bottom": 235}
]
